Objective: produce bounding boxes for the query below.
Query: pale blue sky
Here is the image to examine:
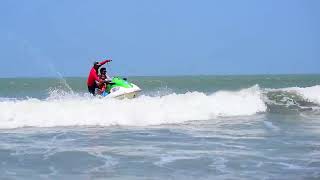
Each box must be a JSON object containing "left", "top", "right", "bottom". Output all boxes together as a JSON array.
[{"left": 0, "top": 0, "right": 319, "bottom": 77}]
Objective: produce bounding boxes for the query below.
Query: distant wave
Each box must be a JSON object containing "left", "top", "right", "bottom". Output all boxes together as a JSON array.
[{"left": 0, "top": 85, "right": 319, "bottom": 129}]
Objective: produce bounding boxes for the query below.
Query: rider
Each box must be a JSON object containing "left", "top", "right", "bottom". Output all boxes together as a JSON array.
[
  {"left": 99, "top": 67, "right": 112, "bottom": 80},
  {"left": 97, "top": 74, "right": 107, "bottom": 96},
  {"left": 87, "top": 59, "right": 112, "bottom": 95}
]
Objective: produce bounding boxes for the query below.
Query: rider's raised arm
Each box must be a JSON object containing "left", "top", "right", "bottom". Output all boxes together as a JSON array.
[{"left": 99, "top": 59, "right": 112, "bottom": 66}]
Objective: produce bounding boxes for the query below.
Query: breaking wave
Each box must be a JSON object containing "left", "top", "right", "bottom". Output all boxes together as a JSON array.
[
  {"left": 0, "top": 85, "right": 319, "bottom": 129},
  {"left": 266, "top": 85, "right": 320, "bottom": 113}
]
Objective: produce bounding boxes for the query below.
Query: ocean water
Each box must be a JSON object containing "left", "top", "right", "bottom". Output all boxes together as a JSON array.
[{"left": 0, "top": 75, "right": 320, "bottom": 179}]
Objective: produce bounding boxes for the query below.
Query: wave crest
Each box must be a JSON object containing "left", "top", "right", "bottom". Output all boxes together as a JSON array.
[
  {"left": 0, "top": 86, "right": 266, "bottom": 129},
  {"left": 1, "top": 85, "right": 320, "bottom": 129}
]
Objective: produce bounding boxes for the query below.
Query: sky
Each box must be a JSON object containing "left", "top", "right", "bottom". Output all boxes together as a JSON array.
[{"left": 0, "top": 0, "right": 319, "bottom": 77}]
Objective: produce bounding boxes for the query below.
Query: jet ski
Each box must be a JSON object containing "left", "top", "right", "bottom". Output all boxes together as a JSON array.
[{"left": 101, "top": 77, "right": 141, "bottom": 99}]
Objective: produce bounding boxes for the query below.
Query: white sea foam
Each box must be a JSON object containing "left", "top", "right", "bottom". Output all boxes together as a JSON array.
[
  {"left": 263, "top": 121, "right": 280, "bottom": 131},
  {"left": 0, "top": 86, "right": 266, "bottom": 129},
  {"left": 154, "top": 155, "right": 200, "bottom": 166}
]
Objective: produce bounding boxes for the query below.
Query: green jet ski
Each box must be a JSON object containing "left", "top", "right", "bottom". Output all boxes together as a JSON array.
[{"left": 101, "top": 77, "right": 141, "bottom": 99}]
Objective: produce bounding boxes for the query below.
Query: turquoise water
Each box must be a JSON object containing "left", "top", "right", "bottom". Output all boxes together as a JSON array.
[{"left": 0, "top": 75, "right": 320, "bottom": 179}]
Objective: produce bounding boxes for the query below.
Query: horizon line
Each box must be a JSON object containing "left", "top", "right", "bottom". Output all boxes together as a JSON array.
[{"left": 1, "top": 73, "right": 320, "bottom": 79}]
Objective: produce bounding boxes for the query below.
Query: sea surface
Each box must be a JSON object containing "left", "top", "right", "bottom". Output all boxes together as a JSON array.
[{"left": 0, "top": 75, "right": 320, "bottom": 179}]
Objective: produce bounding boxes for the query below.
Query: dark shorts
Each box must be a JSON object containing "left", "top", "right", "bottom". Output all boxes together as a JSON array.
[{"left": 88, "top": 84, "right": 97, "bottom": 95}]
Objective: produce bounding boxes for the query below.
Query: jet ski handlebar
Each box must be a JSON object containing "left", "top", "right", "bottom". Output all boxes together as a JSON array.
[{"left": 104, "top": 80, "right": 115, "bottom": 85}]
